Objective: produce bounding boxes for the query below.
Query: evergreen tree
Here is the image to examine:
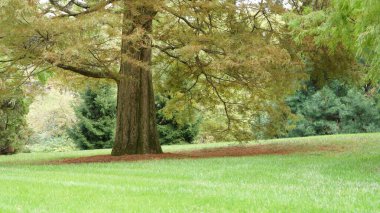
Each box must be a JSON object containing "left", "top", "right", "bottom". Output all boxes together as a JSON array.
[
  {"left": 69, "top": 85, "right": 117, "bottom": 149},
  {"left": 156, "top": 95, "right": 200, "bottom": 145},
  {"left": 0, "top": 89, "right": 31, "bottom": 154},
  {"left": 286, "top": 81, "right": 380, "bottom": 137},
  {"left": 70, "top": 89, "right": 200, "bottom": 149}
]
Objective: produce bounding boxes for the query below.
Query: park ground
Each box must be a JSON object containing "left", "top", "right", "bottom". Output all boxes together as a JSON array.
[{"left": 0, "top": 133, "right": 379, "bottom": 212}]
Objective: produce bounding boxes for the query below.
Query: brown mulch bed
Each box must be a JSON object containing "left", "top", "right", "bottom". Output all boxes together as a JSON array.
[{"left": 51, "top": 143, "right": 344, "bottom": 165}]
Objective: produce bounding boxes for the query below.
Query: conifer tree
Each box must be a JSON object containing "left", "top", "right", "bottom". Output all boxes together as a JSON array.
[
  {"left": 156, "top": 94, "right": 200, "bottom": 145},
  {"left": 69, "top": 85, "right": 117, "bottom": 149},
  {"left": 0, "top": 89, "right": 31, "bottom": 154},
  {"left": 286, "top": 81, "right": 380, "bottom": 137},
  {"left": 70, "top": 89, "right": 199, "bottom": 148}
]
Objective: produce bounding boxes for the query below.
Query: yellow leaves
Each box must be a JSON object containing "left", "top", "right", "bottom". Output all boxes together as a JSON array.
[
  {"left": 121, "top": 26, "right": 146, "bottom": 42},
  {"left": 121, "top": 54, "right": 150, "bottom": 71},
  {"left": 0, "top": 0, "right": 311, "bottom": 140},
  {"left": 0, "top": 79, "right": 5, "bottom": 92},
  {"left": 177, "top": 44, "right": 203, "bottom": 58},
  {"left": 106, "top": 26, "right": 119, "bottom": 37},
  {"left": 158, "top": 91, "right": 199, "bottom": 126},
  {"left": 62, "top": 47, "right": 80, "bottom": 59},
  {"left": 153, "top": 22, "right": 304, "bottom": 140}
]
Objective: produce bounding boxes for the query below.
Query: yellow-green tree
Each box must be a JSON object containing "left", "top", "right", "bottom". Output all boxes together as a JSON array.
[
  {"left": 0, "top": 0, "right": 303, "bottom": 155},
  {"left": 287, "top": 0, "right": 380, "bottom": 83}
]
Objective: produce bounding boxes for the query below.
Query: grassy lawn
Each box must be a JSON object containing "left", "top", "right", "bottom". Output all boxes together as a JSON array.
[{"left": 0, "top": 133, "right": 379, "bottom": 212}]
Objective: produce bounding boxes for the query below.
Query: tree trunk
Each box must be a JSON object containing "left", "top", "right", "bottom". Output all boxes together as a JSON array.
[{"left": 111, "top": 4, "right": 162, "bottom": 156}]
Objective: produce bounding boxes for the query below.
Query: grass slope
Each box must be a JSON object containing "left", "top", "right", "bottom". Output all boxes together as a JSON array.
[{"left": 0, "top": 133, "right": 379, "bottom": 212}]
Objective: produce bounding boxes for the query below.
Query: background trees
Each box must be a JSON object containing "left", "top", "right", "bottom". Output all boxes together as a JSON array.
[
  {"left": 281, "top": 0, "right": 380, "bottom": 138},
  {"left": 26, "top": 88, "right": 78, "bottom": 152},
  {"left": 286, "top": 81, "right": 380, "bottom": 137}
]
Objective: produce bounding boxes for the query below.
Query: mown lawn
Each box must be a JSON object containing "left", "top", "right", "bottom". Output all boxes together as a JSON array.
[{"left": 0, "top": 133, "right": 379, "bottom": 212}]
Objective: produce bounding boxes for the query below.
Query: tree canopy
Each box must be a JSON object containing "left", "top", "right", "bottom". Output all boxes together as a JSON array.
[{"left": 287, "top": 0, "right": 380, "bottom": 83}]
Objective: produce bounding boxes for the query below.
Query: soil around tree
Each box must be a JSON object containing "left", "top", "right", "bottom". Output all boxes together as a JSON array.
[{"left": 51, "top": 143, "right": 344, "bottom": 164}]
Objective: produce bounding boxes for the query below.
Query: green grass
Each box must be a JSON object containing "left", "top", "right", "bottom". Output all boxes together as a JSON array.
[{"left": 0, "top": 133, "right": 379, "bottom": 212}]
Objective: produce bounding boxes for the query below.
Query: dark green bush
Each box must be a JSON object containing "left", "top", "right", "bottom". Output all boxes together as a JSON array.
[
  {"left": 286, "top": 81, "right": 380, "bottom": 137},
  {"left": 0, "top": 90, "right": 31, "bottom": 154},
  {"left": 69, "top": 87, "right": 200, "bottom": 149},
  {"left": 156, "top": 95, "right": 200, "bottom": 145},
  {"left": 68, "top": 85, "right": 117, "bottom": 149}
]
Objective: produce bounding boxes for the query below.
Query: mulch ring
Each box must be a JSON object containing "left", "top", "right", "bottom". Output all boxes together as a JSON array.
[{"left": 51, "top": 143, "right": 345, "bottom": 165}]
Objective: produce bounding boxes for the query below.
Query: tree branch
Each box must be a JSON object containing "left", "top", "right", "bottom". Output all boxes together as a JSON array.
[
  {"left": 153, "top": 44, "right": 193, "bottom": 68},
  {"left": 55, "top": 63, "right": 119, "bottom": 81},
  {"left": 50, "top": 0, "right": 120, "bottom": 18},
  {"left": 161, "top": 6, "right": 207, "bottom": 34},
  {"left": 195, "top": 56, "right": 232, "bottom": 130}
]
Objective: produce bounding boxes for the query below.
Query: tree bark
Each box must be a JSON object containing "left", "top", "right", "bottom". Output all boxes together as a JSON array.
[{"left": 111, "top": 3, "right": 163, "bottom": 155}]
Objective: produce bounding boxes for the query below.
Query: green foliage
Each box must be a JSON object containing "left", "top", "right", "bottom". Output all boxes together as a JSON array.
[
  {"left": 156, "top": 95, "right": 200, "bottom": 145},
  {"left": 153, "top": 1, "right": 305, "bottom": 139},
  {"left": 26, "top": 136, "right": 78, "bottom": 153},
  {"left": 70, "top": 88, "right": 200, "bottom": 148},
  {"left": 0, "top": 89, "right": 31, "bottom": 154},
  {"left": 68, "top": 85, "right": 117, "bottom": 150},
  {"left": 250, "top": 104, "right": 290, "bottom": 140},
  {"left": 36, "top": 71, "right": 54, "bottom": 85},
  {"left": 26, "top": 88, "right": 78, "bottom": 152},
  {"left": 286, "top": 81, "right": 380, "bottom": 137},
  {"left": 0, "top": 0, "right": 306, "bottom": 141},
  {"left": 283, "top": 1, "right": 380, "bottom": 137},
  {"left": 324, "top": 0, "right": 380, "bottom": 79},
  {"left": 287, "top": 0, "right": 380, "bottom": 82}
]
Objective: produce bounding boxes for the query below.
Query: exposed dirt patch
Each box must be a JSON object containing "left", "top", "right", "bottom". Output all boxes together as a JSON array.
[{"left": 51, "top": 143, "right": 344, "bottom": 165}]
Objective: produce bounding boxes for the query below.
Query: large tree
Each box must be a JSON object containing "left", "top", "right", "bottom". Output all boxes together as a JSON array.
[{"left": 0, "top": 0, "right": 303, "bottom": 155}]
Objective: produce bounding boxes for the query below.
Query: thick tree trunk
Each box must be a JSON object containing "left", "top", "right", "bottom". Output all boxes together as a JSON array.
[{"left": 111, "top": 4, "right": 162, "bottom": 156}]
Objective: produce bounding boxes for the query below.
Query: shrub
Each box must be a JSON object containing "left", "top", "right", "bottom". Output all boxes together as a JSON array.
[
  {"left": 286, "top": 81, "right": 380, "bottom": 137},
  {"left": 156, "top": 94, "right": 200, "bottom": 145},
  {"left": 27, "top": 136, "right": 77, "bottom": 153},
  {"left": 69, "top": 87, "right": 200, "bottom": 149},
  {"left": 0, "top": 90, "right": 31, "bottom": 154},
  {"left": 68, "top": 85, "right": 117, "bottom": 149}
]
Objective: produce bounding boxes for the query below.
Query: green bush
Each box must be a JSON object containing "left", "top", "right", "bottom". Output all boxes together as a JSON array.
[
  {"left": 286, "top": 81, "right": 380, "bottom": 137},
  {"left": 156, "top": 95, "right": 200, "bottom": 145},
  {"left": 27, "top": 136, "right": 77, "bottom": 153},
  {"left": 69, "top": 87, "right": 200, "bottom": 149},
  {"left": 68, "top": 85, "right": 117, "bottom": 149},
  {"left": 0, "top": 90, "right": 31, "bottom": 154}
]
